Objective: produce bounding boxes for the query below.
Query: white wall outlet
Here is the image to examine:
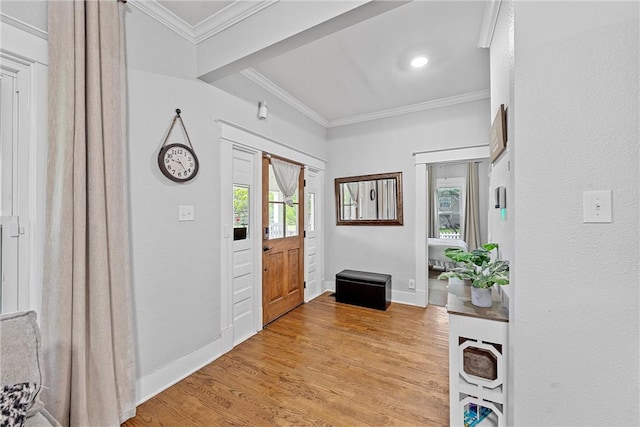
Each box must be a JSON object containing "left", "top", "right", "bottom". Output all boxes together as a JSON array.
[
  {"left": 408, "top": 279, "right": 416, "bottom": 290},
  {"left": 583, "top": 190, "right": 612, "bottom": 223},
  {"left": 178, "top": 205, "right": 194, "bottom": 221}
]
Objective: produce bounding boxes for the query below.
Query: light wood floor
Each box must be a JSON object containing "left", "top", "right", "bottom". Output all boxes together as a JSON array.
[{"left": 123, "top": 293, "right": 450, "bottom": 426}]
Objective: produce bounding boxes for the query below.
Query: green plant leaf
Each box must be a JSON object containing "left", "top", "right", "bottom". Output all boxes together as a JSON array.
[{"left": 438, "top": 243, "right": 509, "bottom": 288}]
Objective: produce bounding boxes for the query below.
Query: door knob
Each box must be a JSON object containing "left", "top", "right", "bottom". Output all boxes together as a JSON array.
[{"left": 263, "top": 246, "right": 271, "bottom": 252}]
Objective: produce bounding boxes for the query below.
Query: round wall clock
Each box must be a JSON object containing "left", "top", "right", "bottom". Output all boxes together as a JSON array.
[{"left": 158, "top": 143, "right": 199, "bottom": 183}]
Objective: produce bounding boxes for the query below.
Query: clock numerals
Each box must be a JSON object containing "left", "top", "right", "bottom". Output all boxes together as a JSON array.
[{"left": 158, "top": 143, "right": 199, "bottom": 183}]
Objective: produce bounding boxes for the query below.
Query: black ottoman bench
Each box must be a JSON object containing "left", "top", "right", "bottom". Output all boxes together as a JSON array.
[{"left": 335, "top": 270, "right": 391, "bottom": 311}]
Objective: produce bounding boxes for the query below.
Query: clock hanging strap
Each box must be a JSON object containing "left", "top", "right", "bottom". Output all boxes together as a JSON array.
[{"left": 161, "top": 109, "right": 194, "bottom": 150}]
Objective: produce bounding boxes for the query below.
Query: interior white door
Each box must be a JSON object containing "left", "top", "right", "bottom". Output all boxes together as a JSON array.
[
  {"left": 0, "top": 73, "right": 20, "bottom": 312},
  {"left": 231, "top": 147, "right": 258, "bottom": 345}
]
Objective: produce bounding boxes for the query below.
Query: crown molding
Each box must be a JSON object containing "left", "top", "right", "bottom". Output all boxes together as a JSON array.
[
  {"left": 193, "top": 1, "right": 278, "bottom": 44},
  {"left": 477, "top": 0, "right": 502, "bottom": 48},
  {"left": 0, "top": 13, "right": 48, "bottom": 40},
  {"left": 327, "top": 90, "right": 491, "bottom": 128},
  {"left": 240, "top": 68, "right": 329, "bottom": 128},
  {"left": 129, "top": 0, "right": 278, "bottom": 45},
  {"left": 128, "top": 0, "right": 193, "bottom": 42},
  {"left": 241, "top": 69, "right": 489, "bottom": 130}
]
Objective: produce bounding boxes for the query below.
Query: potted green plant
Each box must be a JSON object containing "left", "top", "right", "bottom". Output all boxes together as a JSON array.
[{"left": 438, "top": 243, "right": 509, "bottom": 307}]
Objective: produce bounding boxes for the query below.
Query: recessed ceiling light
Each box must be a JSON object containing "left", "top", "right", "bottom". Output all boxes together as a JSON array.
[{"left": 411, "top": 55, "right": 429, "bottom": 68}]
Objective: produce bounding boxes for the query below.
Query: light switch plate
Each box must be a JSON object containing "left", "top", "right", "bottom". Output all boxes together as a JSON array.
[
  {"left": 178, "top": 205, "right": 194, "bottom": 221},
  {"left": 583, "top": 191, "right": 612, "bottom": 223}
]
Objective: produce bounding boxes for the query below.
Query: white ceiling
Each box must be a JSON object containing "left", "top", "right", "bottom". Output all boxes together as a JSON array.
[
  {"left": 144, "top": 0, "right": 490, "bottom": 127},
  {"left": 157, "top": 1, "right": 234, "bottom": 27}
]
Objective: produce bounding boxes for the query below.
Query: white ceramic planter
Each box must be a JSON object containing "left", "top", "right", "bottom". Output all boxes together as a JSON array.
[{"left": 471, "top": 286, "right": 492, "bottom": 307}]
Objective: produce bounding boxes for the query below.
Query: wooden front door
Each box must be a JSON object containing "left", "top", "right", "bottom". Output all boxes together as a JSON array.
[{"left": 262, "top": 155, "right": 304, "bottom": 325}]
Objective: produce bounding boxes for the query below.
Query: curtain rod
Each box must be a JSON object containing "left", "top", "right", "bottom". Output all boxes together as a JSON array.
[{"left": 262, "top": 152, "right": 305, "bottom": 167}]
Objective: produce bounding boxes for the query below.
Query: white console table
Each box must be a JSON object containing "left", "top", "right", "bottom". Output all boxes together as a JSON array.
[{"left": 447, "top": 282, "right": 509, "bottom": 427}]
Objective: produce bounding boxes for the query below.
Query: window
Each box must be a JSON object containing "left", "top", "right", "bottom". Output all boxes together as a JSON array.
[
  {"left": 268, "top": 164, "right": 299, "bottom": 239},
  {"left": 233, "top": 185, "right": 249, "bottom": 240},
  {"left": 437, "top": 178, "right": 464, "bottom": 239},
  {"left": 307, "top": 192, "right": 315, "bottom": 232}
]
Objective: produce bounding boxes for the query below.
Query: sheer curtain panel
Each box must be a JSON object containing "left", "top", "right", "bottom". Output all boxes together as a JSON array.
[
  {"left": 42, "top": 1, "right": 136, "bottom": 425},
  {"left": 271, "top": 158, "right": 301, "bottom": 206}
]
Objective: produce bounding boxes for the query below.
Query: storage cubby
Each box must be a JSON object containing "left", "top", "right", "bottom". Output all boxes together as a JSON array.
[{"left": 447, "top": 283, "right": 508, "bottom": 426}]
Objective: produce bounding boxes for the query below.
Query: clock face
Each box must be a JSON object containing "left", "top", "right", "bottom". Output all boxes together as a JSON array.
[{"left": 158, "top": 143, "right": 199, "bottom": 183}]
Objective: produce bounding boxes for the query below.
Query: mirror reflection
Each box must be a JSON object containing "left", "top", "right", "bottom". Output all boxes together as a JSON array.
[{"left": 335, "top": 172, "right": 403, "bottom": 225}]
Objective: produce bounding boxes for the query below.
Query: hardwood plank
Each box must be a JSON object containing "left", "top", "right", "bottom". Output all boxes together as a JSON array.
[{"left": 123, "top": 293, "right": 449, "bottom": 426}]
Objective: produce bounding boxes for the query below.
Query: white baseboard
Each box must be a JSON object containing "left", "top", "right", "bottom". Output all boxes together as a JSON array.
[
  {"left": 304, "top": 287, "right": 324, "bottom": 303},
  {"left": 323, "top": 280, "right": 335, "bottom": 292},
  {"left": 415, "top": 289, "right": 427, "bottom": 308},
  {"left": 221, "top": 325, "right": 234, "bottom": 353},
  {"left": 391, "top": 290, "right": 417, "bottom": 306},
  {"left": 136, "top": 338, "right": 222, "bottom": 405}
]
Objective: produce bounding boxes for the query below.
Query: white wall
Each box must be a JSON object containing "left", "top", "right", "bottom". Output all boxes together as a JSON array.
[
  {"left": 326, "top": 99, "right": 489, "bottom": 295},
  {"left": 487, "top": 1, "right": 516, "bottom": 422},
  {"left": 0, "top": 1, "right": 47, "bottom": 32},
  {"left": 511, "top": 2, "right": 639, "bottom": 425},
  {"left": 124, "top": 5, "right": 327, "bottom": 401},
  {"left": 488, "top": 0, "right": 515, "bottom": 273}
]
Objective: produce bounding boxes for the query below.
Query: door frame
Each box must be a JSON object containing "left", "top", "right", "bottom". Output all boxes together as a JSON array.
[
  {"left": 219, "top": 121, "right": 325, "bottom": 352},
  {"left": 261, "top": 153, "right": 305, "bottom": 325},
  {"left": 414, "top": 145, "right": 490, "bottom": 307},
  {"left": 0, "top": 23, "right": 48, "bottom": 314}
]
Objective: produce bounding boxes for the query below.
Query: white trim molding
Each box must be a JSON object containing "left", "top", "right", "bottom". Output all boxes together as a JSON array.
[
  {"left": 477, "top": 0, "right": 502, "bottom": 48},
  {"left": 128, "top": 0, "right": 278, "bottom": 44},
  {"left": 328, "top": 90, "right": 491, "bottom": 128},
  {"left": 1, "top": 19, "right": 48, "bottom": 65},
  {"left": 128, "top": 0, "right": 194, "bottom": 42},
  {"left": 414, "top": 145, "right": 490, "bottom": 309},
  {"left": 240, "top": 68, "right": 490, "bottom": 130},
  {"left": 136, "top": 338, "right": 223, "bottom": 404},
  {"left": 0, "top": 14, "right": 48, "bottom": 41},
  {"left": 240, "top": 68, "right": 329, "bottom": 128},
  {"left": 414, "top": 144, "right": 490, "bottom": 165},
  {"left": 193, "top": 1, "right": 278, "bottom": 44},
  {"left": 217, "top": 120, "right": 327, "bottom": 170}
]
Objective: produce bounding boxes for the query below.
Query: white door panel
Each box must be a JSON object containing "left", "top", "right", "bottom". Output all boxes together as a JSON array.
[{"left": 231, "top": 148, "right": 258, "bottom": 345}]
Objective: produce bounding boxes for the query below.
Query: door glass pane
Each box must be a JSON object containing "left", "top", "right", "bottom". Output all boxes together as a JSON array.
[
  {"left": 267, "top": 162, "right": 301, "bottom": 239},
  {"left": 307, "top": 193, "right": 315, "bottom": 232},
  {"left": 286, "top": 204, "right": 298, "bottom": 237},
  {"left": 268, "top": 202, "right": 284, "bottom": 239},
  {"left": 233, "top": 185, "right": 249, "bottom": 240}
]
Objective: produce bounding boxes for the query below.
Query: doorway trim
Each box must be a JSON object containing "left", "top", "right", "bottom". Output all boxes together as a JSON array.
[
  {"left": 219, "top": 120, "right": 325, "bottom": 352},
  {"left": 414, "top": 145, "right": 489, "bottom": 307}
]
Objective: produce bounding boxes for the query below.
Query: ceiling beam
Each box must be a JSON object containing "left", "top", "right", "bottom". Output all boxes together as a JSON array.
[
  {"left": 478, "top": 0, "right": 502, "bottom": 48},
  {"left": 197, "top": 0, "right": 410, "bottom": 83}
]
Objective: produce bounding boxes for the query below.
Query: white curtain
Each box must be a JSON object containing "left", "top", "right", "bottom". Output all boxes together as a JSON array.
[
  {"left": 375, "top": 179, "right": 396, "bottom": 220},
  {"left": 271, "top": 158, "right": 301, "bottom": 207},
  {"left": 427, "top": 166, "right": 438, "bottom": 238},
  {"left": 463, "top": 162, "right": 481, "bottom": 250},
  {"left": 42, "top": 1, "right": 136, "bottom": 426},
  {"left": 345, "top": 183, "right": 359, "bottom": 219}
]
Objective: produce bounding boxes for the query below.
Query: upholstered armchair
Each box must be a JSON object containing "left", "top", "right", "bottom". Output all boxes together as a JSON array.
[{"left": 1, "top": 311, "right": 61, "bottom": 426}]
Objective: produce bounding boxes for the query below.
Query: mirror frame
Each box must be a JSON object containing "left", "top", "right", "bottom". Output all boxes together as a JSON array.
[{"left": 334, "top": 172, "right": 403, "bottom": 226}]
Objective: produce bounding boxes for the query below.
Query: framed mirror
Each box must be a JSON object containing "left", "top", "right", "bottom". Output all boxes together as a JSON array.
[{"left": 335, "top": 172, "right": 403, "bottom": 226}]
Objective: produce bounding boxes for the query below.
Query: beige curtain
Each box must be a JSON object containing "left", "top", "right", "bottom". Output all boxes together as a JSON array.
[
  {"left": 42, "top": 1, "right": 136, "bottom": 426},
  {"left": 463, "top": 162, "right": 481, "bottom": 250},
  {"left": 427, "top": 166, "right": 438, "bottom": 238}
]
